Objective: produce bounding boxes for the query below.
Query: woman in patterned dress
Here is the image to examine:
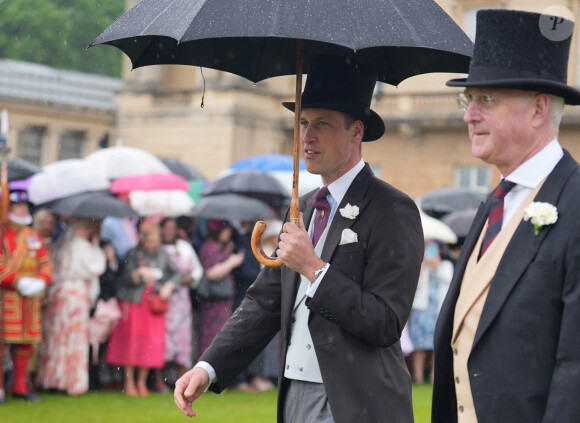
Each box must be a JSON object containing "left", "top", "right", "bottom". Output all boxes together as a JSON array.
[
  {"left": 38, "top": 219, "right": 105, "bottom": 395},
  {"left": 153, "top": 217, "right": 203, "bottom": 393}
]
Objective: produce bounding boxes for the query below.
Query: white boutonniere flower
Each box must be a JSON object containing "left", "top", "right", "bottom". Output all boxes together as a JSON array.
[
  {"left": 523, "top": 202, "right": 558, "bottom": 235},
  {"left": 339, "top": 203, "right": 359, "bottom": 220}
]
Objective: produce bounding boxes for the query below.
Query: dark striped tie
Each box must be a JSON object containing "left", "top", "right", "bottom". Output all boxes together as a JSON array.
[
  {"left": 479, "top": 179, "right": 516, "bottom": 258},
  {"left": 312, "top": 187, "right": 330, "bottom": 247}
]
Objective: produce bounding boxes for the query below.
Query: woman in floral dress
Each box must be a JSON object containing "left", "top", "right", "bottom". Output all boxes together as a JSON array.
[
  {"left": 38, "top": 219, "right": 106, "bottom": 395},
  {"left": 153, "top": 217, "right": 203, "bottom": 393}
]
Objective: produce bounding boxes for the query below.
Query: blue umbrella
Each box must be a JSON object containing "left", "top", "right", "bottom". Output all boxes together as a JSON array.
[{"left": 230, "top": 154, "right": 306, "bottom": 173}]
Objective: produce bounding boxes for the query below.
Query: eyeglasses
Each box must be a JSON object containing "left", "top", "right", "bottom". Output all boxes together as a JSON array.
[
  {"left": 456, "top": 91, "right": 539, "bottom": 112},
  {"left": 456, "top": 92, "right": 497, "bottom": 111}
]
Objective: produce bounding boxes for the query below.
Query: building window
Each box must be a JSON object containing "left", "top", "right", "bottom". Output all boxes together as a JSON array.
[
  {"left": 454, "top": 165, "right": 491, "bottom": 192},
  {"left": 17, "top": 125, "right": 45, "bottom": 166},
  {"left": 58, "top": 130, "right": 86, "bottom": 160}
]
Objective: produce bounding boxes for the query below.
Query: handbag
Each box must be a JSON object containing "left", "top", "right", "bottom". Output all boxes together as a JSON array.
[
  {"left": 196, "top": 273, "right": 233, "bottom": 300},
  {"left": 136, "top": 251, "right": 169, "bottom": 314},
  {"left": 148, "top": 292, "right": 169, "bottom": 314}
]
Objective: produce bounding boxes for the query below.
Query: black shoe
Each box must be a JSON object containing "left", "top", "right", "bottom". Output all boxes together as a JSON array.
[{"left": 12, "top": 392, "right": 43, "bottom": 402}]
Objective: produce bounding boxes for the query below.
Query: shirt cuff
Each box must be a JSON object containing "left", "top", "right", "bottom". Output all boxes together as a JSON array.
[
  {"left": 306, "top": 263, "right": 330, "bottom": 297},
  {"left": 194, "top": 361, "right": 217, "bottom": 391}
]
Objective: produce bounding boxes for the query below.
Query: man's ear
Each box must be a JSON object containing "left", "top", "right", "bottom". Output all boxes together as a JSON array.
[
  {"left": 352, "top": 120, "right": 364, "bottom": 142},
  {"left": 531, "top": 93, "right": 550, "bottom": 128}
]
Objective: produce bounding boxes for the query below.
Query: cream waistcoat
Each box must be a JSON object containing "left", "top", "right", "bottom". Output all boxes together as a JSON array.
[{"left": 452, "top": 181, "right": 544, "bottom": 423}]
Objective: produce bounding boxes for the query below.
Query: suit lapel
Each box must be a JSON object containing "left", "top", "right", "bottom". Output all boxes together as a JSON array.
[
  {"left": 473, "top": 151, "right": 579, "bottom": 347},
  {"left": 321, "top": 165, "right": 372, "bottom": 262}
]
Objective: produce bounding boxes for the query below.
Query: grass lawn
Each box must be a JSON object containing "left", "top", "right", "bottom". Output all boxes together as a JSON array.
[{"left": 1, "top": 384, "right": 432, "bottom": 422}]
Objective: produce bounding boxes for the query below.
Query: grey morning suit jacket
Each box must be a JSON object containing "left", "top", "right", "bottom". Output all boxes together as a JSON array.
[{"left": 201, "top": 164, "right": 424, "bottom": 423}]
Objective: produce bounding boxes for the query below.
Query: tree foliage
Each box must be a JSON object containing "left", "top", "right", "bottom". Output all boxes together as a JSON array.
[{"left": 0, "top": 0, "right": 125, "bottom": 76}]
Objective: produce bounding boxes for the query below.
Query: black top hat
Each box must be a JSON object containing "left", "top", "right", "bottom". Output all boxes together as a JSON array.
[
  {"left": 447, "top": 9, "right": 580, "bottom": 105},
  {"left": 283, "top": 55, "right": 385, "bottom": 141}
]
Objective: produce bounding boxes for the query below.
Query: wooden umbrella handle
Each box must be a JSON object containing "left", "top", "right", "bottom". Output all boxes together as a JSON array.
[{"left": 251, "top": 40, "right": 303, "bottom": 267}]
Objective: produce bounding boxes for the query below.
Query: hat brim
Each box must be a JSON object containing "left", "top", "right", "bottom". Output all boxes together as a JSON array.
[
  {"left": 282, "top": 102, "right": 385, "bottom": 142},
  {"left": 447, "top": 77, "right": 580, "bottom": 105}
]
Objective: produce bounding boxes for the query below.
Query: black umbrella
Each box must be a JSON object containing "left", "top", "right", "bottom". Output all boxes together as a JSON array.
[
  {"left": 420, "top": 187, "right": 486, "bottom": 219},
  {"left": 7, "top": 158, "right": 41, "bottom": 182},
  {"left": 160, "top": 158, "right": 205, "bottom": 181},
  {"left": 441, "top": 208, "right": 478, "bottom": 238},
  {"left": 192, "top": 193, "right": 274, "bottom": 222},
  {"left": 90, "top": 0, "right": 472, "bottom": 85},
  {"left": 48, "top": 191, "right": 139, "bottom": 219},
  {"left": 202, "top": 170, "right": 289, "bottom": 207},
  {"left": 90, "top": 0, "right": 472, "bottom": 266}
]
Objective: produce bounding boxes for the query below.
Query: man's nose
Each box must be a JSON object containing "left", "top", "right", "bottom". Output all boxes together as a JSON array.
[
  {"left": 463, "top": 103, "right": 481, "bottom": 123},
  {"left": 301, "top": 125, "right": 315, "bottom": 142}
]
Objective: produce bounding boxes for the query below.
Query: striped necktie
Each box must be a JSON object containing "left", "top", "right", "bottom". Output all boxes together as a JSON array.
[
  {"left": 311, "top": 187, "right": 331, "bottom": 247},
  {"left": 479, "top": 179, "right": 516, "bottom": 258}
]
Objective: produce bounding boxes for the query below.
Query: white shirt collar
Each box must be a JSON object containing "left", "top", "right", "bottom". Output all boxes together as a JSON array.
[
  {"left": 505, "top": 138, "right": 563, "bottom": 189},
  {"left": 322, "top": 159, "right": 365, "bottom": 206}
]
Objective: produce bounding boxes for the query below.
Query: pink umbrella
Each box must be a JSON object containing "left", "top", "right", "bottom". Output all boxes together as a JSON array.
[{"left": 110, "top": 173, "right": 189, "bottom": 194}]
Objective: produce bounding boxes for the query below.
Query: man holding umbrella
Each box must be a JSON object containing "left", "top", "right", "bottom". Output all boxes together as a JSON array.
[
  {"left": 432, "top": 9, "right": 580, "bottom": 423},
  {"left": 0, "top": 190, "right": 53, "bottom": 402},
  {"left": 175, "top": 56, "right": 424, "bottom": 422}
]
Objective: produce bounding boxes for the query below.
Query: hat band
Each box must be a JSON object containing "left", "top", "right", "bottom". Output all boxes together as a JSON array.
[{"left": 467, "top": 65, "right": 565, "bottom": 84}]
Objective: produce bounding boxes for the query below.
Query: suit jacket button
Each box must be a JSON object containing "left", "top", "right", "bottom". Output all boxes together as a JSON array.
[
  {"left": 455, "top": 377, "right": 460, "bottom": 384},
  {"left": 453, "top": 349, "right": 458, "bottom": 356},
  {"left": 459, "top": 406, "right": 464, "bottom": 413}
]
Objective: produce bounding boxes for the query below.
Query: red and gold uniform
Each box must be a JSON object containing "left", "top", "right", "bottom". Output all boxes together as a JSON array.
[{"left": 1, "top": 221, "right": 53, "bottom": 396}]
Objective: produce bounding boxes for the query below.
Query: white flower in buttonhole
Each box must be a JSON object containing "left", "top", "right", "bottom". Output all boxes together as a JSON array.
[
  {"left": 339, "top": 203, "right": 359, "bottom": 220},
  {"left": 523, "top": 202, "right": 558, "bottom": 235}
]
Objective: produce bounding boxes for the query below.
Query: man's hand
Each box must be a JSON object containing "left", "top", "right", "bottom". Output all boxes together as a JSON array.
[
  {"left": 174, "top": 367, "right": 210, "bottom": 417},
  {"left": 277, "top": 213, "right": 324, "bottom": 282}
]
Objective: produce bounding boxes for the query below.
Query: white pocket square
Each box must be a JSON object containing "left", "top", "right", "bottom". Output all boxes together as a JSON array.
[{"left": 340, "top": 228, "right": 358, "bottom": 245}]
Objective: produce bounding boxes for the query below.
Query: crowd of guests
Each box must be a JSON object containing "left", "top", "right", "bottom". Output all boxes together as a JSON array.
[
  {"left": 1, "top": 198, "right": 282, "bottom": 401},
  {"left": 1, "top": 190, "right": 460, "bottom": 401}
]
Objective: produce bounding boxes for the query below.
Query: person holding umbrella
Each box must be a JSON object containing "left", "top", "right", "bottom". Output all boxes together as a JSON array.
[
  {"left": 432, "top": 9, "right": 580, "bottom": 423},
  {"left": 0, "top": 190, "right": 53, "bottom": 402},
  {"left": 175, "top": 55, "right": 424, "bottom": 423}
]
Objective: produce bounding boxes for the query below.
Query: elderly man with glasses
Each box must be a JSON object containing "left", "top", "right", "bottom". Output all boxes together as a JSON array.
[{"left": 432, "top": 9, "right": 580, "bottom": 423}]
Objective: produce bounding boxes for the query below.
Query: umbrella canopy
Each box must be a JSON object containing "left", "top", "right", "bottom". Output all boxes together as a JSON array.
[
  {"left": 193, "top": 193, "right": 274, "bottom": 222},
  {"left": 8, "top": 177, "right": 32, "bottom": 192},
  {"left": 85, "top": 146, "right": 171, "bottom": 180},
  {"left": 230, "top": 154, "right": 306, "bottom": 173},
  {"left": 223, "top": 155, "right": 320, "bottom": 197},
  {"left": 90, "top": 0, "right": 472, "bottom": 86},
  {"left": 128, "top": 190, "right": 195, "bottom": 217},
  {"left": 49, "top": 191, "right": 138, "bottom": 219},
  {"left": 203, "top": 170, "right": 289, "bottom": 207},
  {"left": 110, "top": 173, "right": 190, "bottom": 194},
  {"left": 28, "top": 159, "right": 110, "bottom": 205},
  {"left": 420, "top": 212, "right": 457, "bottom": 244},
  {"left": 6, "top": 158, "right": 41, "bottom": 182},
  {"left": 441, "top": 208, "right": 478, "bottom": 239},
  {"left": 419, "top": 187, "right": 487, "bottom": 219},
  {"left": 160, "top": 158, "right": 205, "bottom": 181}
]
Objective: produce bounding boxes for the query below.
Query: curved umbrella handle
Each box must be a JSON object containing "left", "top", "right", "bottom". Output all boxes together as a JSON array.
[
  {"left": 251, "top": 41, "right": 303, "bottom": 268},
  {"left": 251, "top": 221, "right": 283, "bottom": 268}
]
